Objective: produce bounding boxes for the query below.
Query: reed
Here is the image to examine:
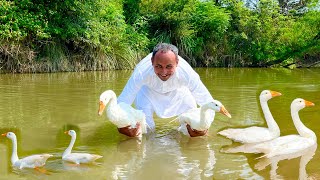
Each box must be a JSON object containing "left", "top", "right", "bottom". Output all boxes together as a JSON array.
[{"left": 0, "top": 40, "right": 141, "bottom": 73}]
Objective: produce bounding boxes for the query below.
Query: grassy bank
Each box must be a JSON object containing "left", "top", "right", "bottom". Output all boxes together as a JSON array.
[{"left": 0, "top": 0, "right": 319, "bottom": 73}]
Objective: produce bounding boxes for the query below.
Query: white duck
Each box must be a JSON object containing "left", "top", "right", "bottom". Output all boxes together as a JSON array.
[
  {"left": 98, "top": 90, "right": 147, "bottom": 136},
  {"left": 176, "top": 100, "right": 232, "bottom": 136},
  {"left": 218, "top": 90, "right": 282, "bottom": 143},
  {"left": 2, "top": 132, "right": 53, "bottom": 169},
  {"left": 254, "top": 98, "right": 316, "bottom": 158},
  {"left": 62, "top": 130, "right": 103, "bottom": 164}
]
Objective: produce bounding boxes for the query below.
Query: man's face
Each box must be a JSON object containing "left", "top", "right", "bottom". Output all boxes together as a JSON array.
[{"left": 151, "top": 51, "right": 178, "bottom": 81}]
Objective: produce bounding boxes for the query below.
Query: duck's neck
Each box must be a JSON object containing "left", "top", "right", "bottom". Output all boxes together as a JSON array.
[
  {"left": 109, "top": 94, "right": 117, "bottom": 106},
  {"left": 291, "top": 109, "right": 316, "bottom": 141},
  {"left": 106, "top": 94, "right": 117, "bottom": 110},
  {"left": 10, "top": 137, "right": 19, "bottom": 165},
  {"left": 260, "top": 99, "right": 280, "bottom": 136},
  {"left": 63, "top": 135, "right": 76, "bottom": 157},
  {"left": 106, "top": 94, "right": 119, "bottom": 120},
  {"left": 199, "top": 104, "right": 215, "bottom": 130}
]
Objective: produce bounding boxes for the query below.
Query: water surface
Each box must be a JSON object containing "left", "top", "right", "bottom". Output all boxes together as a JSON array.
[{"left": 0, "top": 68, "right": 319, "bottom": 179}]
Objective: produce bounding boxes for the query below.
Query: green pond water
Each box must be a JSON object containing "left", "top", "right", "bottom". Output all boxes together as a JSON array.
[{"left": 0, "top": 68, "right": 319, "bottom": 179}]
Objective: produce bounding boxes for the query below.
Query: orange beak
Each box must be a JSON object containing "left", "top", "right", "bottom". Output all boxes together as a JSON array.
[
  {"left": 64, "top": 131, "right": 68, "bottom": 134},
  {"left": 304, "top": 100, "right": 315, "bottom": 107},
  {"left": 220, "top": 106, "right": 232, "bottom": 118},
  {"left": 270, "top": 91, "right": 282, "bottom": 97},
  {"left": 98, "top": 101, "right": 106, "bottom": 116},
  {"left": 1, "top": 133, "right": 7, "bottom": 136}
]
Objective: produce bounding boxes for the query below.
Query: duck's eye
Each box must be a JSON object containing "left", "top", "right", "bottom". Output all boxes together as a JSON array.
[{"left": 216, "top": 104, "right": 218, "bottom": 106}]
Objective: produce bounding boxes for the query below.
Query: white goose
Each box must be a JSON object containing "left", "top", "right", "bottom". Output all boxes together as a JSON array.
[
  {"left": 62, "top": 130, "right": 103, "bottom": 164},
  {"left": 218, "top": 90, "right": 282, "bottom": 143},
  {"left": 2, "top": 132, "right": 53, "bottom": 169},
  {"left": 254, "top": 98, "right": 316, "bottom": 158},
  {"left": 176, "top": 100, "right": 232, "bottom": 136},
  {"left": 98, "top": 90, "right": 147, "bottom": 137}
]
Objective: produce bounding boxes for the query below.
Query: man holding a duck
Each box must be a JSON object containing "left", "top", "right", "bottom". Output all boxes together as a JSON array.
[{"left": 98, "top": 43, "right": 231, "bottom": 137}]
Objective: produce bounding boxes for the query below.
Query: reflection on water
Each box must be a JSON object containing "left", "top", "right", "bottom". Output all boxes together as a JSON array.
[
  {"left": 109, "top": 131, "right": 216, "bottom": 180},
  {"left": 255, "top": 144, "right": 317, "bottom": 180},
  {"left": 0, "top": 69, "right": 319, "bottom": 179}
]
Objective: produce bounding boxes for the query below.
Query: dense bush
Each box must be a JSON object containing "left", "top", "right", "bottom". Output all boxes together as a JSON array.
[
  {"left": 0, "top": 0, "right": 148, "bottom": 72},
  {"left": 0, "top": 0, "right": 319, "bottom": 72}
]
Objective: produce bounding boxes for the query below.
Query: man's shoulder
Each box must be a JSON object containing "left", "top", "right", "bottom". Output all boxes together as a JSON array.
[
  {"left": 135, "top": 53, "right": 152, "bottom": 69},
  {"left": 177, "top": 57, "right": 198, "bottom": 77},
  {"left": 133, "top": 53, "right": 153, "bottom": 75}
]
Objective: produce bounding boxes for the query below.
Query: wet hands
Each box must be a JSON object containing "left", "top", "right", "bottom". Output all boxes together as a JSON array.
[
  {"left": 186, "top": 124, "right": 208, "bottom": 137},
  {"left": 118, "top": 122, "right": 141, "bottom": 137},
  {"left": 118, "top": 123, "right": 207, "bottom": 137}
]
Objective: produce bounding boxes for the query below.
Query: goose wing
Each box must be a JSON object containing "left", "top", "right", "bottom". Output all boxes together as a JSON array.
[{"left": 218, "top": 126, "right": 276, "bottom": 143}]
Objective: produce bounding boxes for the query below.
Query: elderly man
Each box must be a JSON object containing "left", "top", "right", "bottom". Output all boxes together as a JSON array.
[{"left": 117, "top": 43, "right": 214, "bottom": 137}]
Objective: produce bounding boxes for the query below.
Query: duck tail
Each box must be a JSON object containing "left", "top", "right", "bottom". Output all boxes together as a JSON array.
[
  {"left": 217, "top": 128, "right": 236, "bottom": 138},
  {"left": 254, "top": 147, "right": 272, "bottom": 159},
  {"left": 41, "top": 154, "right": 54, "bottom": 160},
  {"left": 93, "top": 155, "right": 103, "bottom": 160},
  {"left": 256, "top": 153, "right": 268, "bottom": 159}
]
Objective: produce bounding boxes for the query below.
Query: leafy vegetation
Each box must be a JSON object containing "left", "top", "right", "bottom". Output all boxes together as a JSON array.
[{"left": 0, "top": 0, "right": 319, "bottom": 72}]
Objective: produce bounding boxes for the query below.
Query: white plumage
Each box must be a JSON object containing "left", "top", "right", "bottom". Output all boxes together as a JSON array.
[
  {"left": 254, "top": 98, "right": 316, "bottom": 158},
  {"left": 218, "top": 90, "right": 282, "bottom": 143},
  {"left": 2, "top": 132, "right": 53, "bottom": 169},
  {"left": 62, "top": 130, "right": 102, "bottom": 164},
  {"left": 176, "top": 100, "right": 232, "bottom": 136},
  {"left": 98, "top": 90, "right": 147, "bottom": 136}
]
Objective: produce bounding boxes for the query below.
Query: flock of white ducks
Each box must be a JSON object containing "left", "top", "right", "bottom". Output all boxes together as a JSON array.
[
  {"left": 254, "top": 98, "right": 316, "bottom": 158},
  {"left": 219, "top": 90, "right": 317, "bottom": 160},
  {"left": 2, "top": 89, "right": 317, "bottom": 173},
  {"left": 2, "top": 130, "right": 102, "bottom": 170},
  {"left": 99, "top": 90, "right": 233, "bottom": 137},
  {"left": 98, "top": 89, "right": 317, "bottom": 159}
]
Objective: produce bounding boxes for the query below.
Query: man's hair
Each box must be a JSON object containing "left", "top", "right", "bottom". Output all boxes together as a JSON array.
[{"left": 152, "top": 43, "right": 179, "bottom": 60}]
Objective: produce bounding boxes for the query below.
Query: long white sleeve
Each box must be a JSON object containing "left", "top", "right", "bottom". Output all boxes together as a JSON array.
[
  {"left": 117, "top": 72, "right": 143, "bottom": 105},
  {"left": 174, "top": 57, "right": 214, "bottom": 106},
  {"left": 117, "top": 54, "right": 152, "bottom": 105},
  {"left": 186, "top": 72, "right": 214, "bottom": 106}
]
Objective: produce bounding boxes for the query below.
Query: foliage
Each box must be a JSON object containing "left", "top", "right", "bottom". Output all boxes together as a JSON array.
[
  {"left": 224, "top": 0, "right": 320, "bottom": 66},
  {"left": 0, "top": 0, "right": 319, "bottom": 72},
  {"left": 136, "top": 0, "right": 230, "bottom": 66},
  {"left": 0, "top": 0, "right": 50, "bottom": 40},
  {"left": 0, "top": 0, "right": 148, "bottom": 72}
]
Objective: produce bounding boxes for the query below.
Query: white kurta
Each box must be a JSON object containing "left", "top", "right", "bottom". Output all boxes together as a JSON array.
[{"left": 118, "top": 53, "right": 214, "bottom": 129}]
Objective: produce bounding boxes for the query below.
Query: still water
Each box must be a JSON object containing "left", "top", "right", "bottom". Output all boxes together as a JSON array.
[{"left": 0, "top": 68, "right": 319, "bottom": 179}]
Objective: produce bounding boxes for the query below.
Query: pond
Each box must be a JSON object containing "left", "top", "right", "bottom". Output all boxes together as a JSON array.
[{"left": 0, "top": 68, "right": 319, "bottom": 179}]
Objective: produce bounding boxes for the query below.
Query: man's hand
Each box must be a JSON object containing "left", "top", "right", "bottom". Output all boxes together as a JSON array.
[
  {"left": 118, "top": 122, "right": 141, "bottom": 137},
  {"left": 186, "top": 124, "right": 208, "bottom": 137}
]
